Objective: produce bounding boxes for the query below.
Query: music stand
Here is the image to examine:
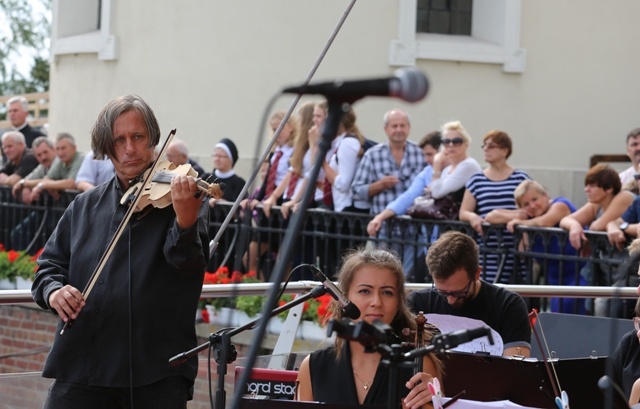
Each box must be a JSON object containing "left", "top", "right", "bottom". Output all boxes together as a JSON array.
[
  {"left": 530, "top": 312, "right": 632, "bottom": 359},
  {"left": 440, "top": 351, "right": 616, "bottom": 408}
]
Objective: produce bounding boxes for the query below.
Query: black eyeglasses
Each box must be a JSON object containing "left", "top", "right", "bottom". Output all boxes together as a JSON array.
[
  {"left": 432, "top": 280, "right": 473, "bottom": 300},
  {"left": 442, "top": 137, "right": 464, "bottom": 146}
]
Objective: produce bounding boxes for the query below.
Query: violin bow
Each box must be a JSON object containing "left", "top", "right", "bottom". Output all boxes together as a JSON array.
[
  {"left": 528, "top": 309, "right": 565, "bottom": 406},
  {"left": 61, "top": 129, "right": 177, "bottom": 334}
]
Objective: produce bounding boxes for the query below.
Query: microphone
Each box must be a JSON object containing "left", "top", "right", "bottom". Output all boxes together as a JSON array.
[
  {"left": 282, "top": 67, "right": 429, "bottom": 103},
  {"left": 431, "top": 326, "right": 494, "bottom": 352},
  {"left": 598, "top": 375, "right": 629, "bottom": 408},
  {"left": 311, "top": 267, "right": 361, "bottom": 319}
]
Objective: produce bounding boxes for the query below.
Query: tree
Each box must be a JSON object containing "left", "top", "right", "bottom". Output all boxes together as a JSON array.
[{"left": 0, "top": 0, "right": 50, "bottom": 96}]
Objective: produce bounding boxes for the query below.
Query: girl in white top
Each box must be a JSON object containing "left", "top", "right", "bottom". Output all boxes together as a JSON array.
[
  {"left": 322, "top": 106, "right": 369, "bottom": 213},
  {"left": 280, "top": 101, "right": 327, "bottom": 217}
]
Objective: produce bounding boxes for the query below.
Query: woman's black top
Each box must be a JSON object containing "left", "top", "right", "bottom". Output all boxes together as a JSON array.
[{"left": 309, "top": 342, "right": 413, "bottom": 405}]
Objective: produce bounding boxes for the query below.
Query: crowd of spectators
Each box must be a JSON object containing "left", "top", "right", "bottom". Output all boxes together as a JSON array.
[{"left": 3, "top": 96, "right": 640, "bottom": 317}]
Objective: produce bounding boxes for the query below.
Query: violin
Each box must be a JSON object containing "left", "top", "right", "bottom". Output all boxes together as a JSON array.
[{"left": 121, "top": 160, "right": 224, "bottom": 212}]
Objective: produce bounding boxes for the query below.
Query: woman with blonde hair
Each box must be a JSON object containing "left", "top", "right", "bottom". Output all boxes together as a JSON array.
[
  {"left": 262, "top": 102, "right": 318, "bottom": 216},
  {"left": 507, "top": 180, "right": 585, "bottom": 313},
  {"left": 367, "top": 119, "right": 481, "bottom": 242},
  {"left": 240, "top": 110, "right": 298, "bottom": 277},
  {"left": 297, "top": 248, "right": 443, "bottom": 406}
]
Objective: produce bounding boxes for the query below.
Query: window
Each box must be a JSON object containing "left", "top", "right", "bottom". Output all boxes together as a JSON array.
[
  {"left": 389, "top": 0, "right": 525, "bottom": 73},
  {"left": 416, "top": 0, "right": 472, "bottom": 36},
  {"left": 51, "top": 0, "right": 116, "bottom": 60}
]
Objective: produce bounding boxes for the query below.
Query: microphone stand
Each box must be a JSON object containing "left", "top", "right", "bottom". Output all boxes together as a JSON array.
[
  {"left": 169, "top": 284, "right": 328, "bottom": 409},
  {"left": 229, "top": 99, "right": 351, "bottom": 409}
]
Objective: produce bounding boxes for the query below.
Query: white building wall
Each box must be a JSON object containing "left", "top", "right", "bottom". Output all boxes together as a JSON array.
[{"left": 48, "top": 0, "right": 640, "bottom": 206}]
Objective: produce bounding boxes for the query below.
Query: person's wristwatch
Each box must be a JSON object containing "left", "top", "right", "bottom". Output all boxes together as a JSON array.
[{"left": 620, "top": 221, "right": 629, "bottom": 232}]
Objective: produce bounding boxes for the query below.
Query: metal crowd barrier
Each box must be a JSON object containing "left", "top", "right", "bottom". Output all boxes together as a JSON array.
[
  {"left": 1, "top": 186, "right": 636, "bottom": 314},
  {"left": 1, "top": 283, "right": 638, "bottom": 306}
]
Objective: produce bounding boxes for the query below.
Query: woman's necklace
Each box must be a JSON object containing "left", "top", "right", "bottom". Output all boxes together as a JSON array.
[{"left": 353, "top": 369, "right": 374, "bottom": 391}]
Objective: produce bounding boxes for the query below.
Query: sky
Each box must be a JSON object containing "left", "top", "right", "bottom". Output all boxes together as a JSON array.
[{"left": 6, "top": 0, "right": 51, "bottom": 78}]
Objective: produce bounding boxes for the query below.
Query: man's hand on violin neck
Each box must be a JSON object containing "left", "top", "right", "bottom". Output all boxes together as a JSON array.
[{"left": 171, "top": 174, "right": 202, "bottom": 229}]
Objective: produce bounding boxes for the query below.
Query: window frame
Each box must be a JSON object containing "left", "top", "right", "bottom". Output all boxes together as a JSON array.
[
  {"left": 389, "top": 0, "right": 525, "bottom": 73},
  {"left": 51, "top": 0, "right": 117, "bottom": 61}
]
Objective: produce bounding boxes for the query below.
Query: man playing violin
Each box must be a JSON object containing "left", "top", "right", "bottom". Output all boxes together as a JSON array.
[{"left": 32, "top": 94, "right": 209, "bottom": 409}]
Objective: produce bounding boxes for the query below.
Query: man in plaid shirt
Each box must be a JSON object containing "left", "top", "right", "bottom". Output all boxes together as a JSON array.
[{"left": 351, "top": 109, "right": 424, "bottom": 278}]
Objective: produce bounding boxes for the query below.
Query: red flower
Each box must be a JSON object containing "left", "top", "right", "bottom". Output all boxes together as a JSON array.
[
  {"left": 201, "top": 308, "right": 210, "bottom": 323},
  {"left": 7, "top": 250, "right": 19, "bottom": 263},
  {"left": 203, "top": 272, "right": 218, "bottom": 285},
  {"left": 230, "top": 271, "right": 243, "bottom": 283},
  {"left": 0, "top": 243, "right": 5, "bottom": 252},
  {"left": 316, "top": 294, "right": 334, "bottom": 322}
]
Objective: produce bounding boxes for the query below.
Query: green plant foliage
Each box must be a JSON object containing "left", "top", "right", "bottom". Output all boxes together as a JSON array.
[
  {"left": 235, "top": 295, "right": 264, "bottom": 318},
  {"left": 0, "top": 244, "right": 39, "bottom": 282}
]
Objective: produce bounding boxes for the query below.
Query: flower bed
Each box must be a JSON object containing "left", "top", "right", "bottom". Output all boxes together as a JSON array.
[
  {"left": 0, "top": 244, "right": 41, "bottom": 289},
  {"left": 199, "top": 267, "right": 335, "bottom": 330}
]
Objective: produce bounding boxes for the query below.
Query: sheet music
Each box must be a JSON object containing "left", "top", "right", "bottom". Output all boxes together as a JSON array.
[
  {"left": 425, "top": 314, "right": 503, "bottom": 356},
  {"left": 441, "top": 398, "right": 544, "bottom": 409}
]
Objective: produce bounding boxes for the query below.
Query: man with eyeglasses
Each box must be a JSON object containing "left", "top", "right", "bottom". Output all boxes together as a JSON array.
[{"left": 408, "top": 231, "right": 531, "bottom": 357}]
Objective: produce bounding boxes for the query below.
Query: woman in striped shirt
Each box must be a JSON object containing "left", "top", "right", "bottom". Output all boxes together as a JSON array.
[{"left": 459, "top": 130, "right": 530, "bottom": 283}]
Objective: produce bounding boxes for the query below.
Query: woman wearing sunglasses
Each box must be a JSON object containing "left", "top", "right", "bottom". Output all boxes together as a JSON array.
[
  {"left": 428, "top": 121, "right": 482, "bottom": 202},
  {"left": 367, "top": 121, "right": 481, "bottom": 235}
]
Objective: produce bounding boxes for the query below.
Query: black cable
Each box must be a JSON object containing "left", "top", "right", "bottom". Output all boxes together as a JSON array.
[{"left": 0, "top": 346, "right": 50, "bottom": 359}]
